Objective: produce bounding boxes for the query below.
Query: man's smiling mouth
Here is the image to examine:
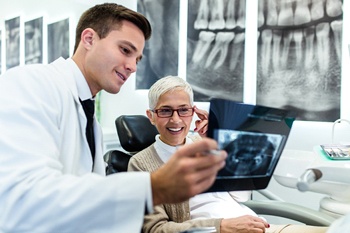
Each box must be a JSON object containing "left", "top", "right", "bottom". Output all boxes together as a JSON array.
[{"left": 116, "top": 71, "right": 126, "bottom": 81}]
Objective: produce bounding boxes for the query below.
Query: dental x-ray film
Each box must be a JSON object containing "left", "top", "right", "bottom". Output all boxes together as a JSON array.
[{"left": 206, "top": 98, "right": 296, "bottom": 191}]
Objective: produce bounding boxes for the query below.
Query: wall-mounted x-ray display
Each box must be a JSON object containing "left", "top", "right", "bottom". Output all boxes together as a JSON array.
[
  {"left": 5, "top": 16, "right": 20, "bottom": 70},
  {"left": 256, "top": 0, "right": 343, "bottom": 122},
  {"left": 25, "top": 17, "right": 43, "bottom": 64},
  {"left": 135, "top": 0, "right": 179, "bottom": 89},
  {"left": 48, "top": 18, "right": 70, "bottom": 63},
  {"left": 187, "top": 0, "right": 246, "bottom": 102}
]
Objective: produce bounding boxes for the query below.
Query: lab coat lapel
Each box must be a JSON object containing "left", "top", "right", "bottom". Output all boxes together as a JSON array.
[
  {"left": 92, "top": 119, "right": 105, "bottom": 174},
  {"left": 51, "top": 58, "right": 95, "bottom": 170}
]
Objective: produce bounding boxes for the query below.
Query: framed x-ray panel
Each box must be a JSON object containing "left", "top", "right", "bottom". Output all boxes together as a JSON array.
[
  {"left": 25, "top": 17, "right": 43, "bottom": 64},
  {"left": 47, "top": 18, "right": 69, "bottom": 63},
  {"left": 256, "top": 0, "right": 343, "bottom": 122},
  {"left": 135, "top": 0, "right": 180, "bottom": 89},
  {"left": 5, "top": 16, "right": 20, "bottom": 70},
  {"left": 187, "top": 0, "right": 246, "bottom": 102}
]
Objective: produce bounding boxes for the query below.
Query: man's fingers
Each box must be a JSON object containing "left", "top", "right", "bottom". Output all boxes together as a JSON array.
[
  {"left": 179, "top": 158, "right": 226, "bottom": 196},
  {"left": 174, "top": 138, "right": 217, "bottom": 158},
  {"left": 153, "top": 139, "right": 227, "bottom": 204}
]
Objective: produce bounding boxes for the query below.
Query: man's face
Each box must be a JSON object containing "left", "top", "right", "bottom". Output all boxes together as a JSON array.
[
  {"left": 84, "top": 20, "right": 145, "bottom": 96},
  {"left": 147, "top": 90, "right": 193, "bottom": 146}
]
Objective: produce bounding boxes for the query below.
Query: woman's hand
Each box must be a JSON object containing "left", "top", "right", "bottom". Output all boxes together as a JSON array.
[
  {"left": 193, "top": 106, "right": 209, "bottom": 137},
  {"left": 220, "top": 215, "right": 270, "bottom": 233}
]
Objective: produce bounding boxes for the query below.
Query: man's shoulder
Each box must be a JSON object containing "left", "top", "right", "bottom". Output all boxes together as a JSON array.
[{"left": 1, "top": 58, "right": 69, "bottom": 80}]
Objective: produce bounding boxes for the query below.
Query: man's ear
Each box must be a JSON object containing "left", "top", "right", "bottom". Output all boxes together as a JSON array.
[
  {"left": 81, "top": 28, "right": 95, "bottom": 50},
  {"left": 146, "top": 109, "right": 155, "bottom": 125}
]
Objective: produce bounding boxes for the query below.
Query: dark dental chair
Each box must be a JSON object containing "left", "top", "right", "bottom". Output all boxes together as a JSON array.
[{"left": 104, "top": 115, "right": 158, "bottom": 174}]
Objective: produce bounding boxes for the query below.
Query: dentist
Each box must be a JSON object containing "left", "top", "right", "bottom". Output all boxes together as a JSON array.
[{"left": 0, "top": 3, "right": 226, "bottom": 232}]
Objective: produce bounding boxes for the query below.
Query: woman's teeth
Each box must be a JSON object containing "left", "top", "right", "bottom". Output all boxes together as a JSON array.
[{"left": 168, "top": 127, "right": 182, "bottom": 132}]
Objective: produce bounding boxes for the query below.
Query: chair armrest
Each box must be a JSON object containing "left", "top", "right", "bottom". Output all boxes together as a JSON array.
[
  {"left": 244, "top": 200, "right": 335, "bottom": 226},
  {"left": 104, "top": 150, "right": 132, "bottom": 175}
]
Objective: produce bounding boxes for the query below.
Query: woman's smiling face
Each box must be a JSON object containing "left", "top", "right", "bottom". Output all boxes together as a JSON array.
[{"left": 147, "top": 89, "right": 193, "bottom": 146}]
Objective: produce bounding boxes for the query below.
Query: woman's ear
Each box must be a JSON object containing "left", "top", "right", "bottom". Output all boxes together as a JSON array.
[{"left": 146, "top": 109, "right": 155, "bottom": 125}]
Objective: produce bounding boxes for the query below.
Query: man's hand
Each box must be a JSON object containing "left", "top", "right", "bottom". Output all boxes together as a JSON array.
[
  {"left": 151, "top": 138, "right": 226, "bottom": 205},
  {"left": 221, "top": 215, "right": 270, "bottom": 233},
  {"left": 193, "top": 106, "right": 209, "bottom": 137}
]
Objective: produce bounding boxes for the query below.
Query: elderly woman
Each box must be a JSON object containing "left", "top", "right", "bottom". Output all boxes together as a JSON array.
[{"left": 128, "top": 75, "right": 328, "bottom": 233}]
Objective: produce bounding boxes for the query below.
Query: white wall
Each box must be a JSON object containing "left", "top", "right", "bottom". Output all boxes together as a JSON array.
[{"left": 1, "top": 0, "right": 350, "bottom": 224}]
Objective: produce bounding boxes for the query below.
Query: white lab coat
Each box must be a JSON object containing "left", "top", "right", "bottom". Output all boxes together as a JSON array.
[{"left": 0, "top": 58, "right": 151, "bottom": 232}]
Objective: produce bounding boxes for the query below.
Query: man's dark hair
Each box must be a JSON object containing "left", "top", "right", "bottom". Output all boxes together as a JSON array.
[{"left": 73, "top": 3, "right": 152, "bottom": 53}]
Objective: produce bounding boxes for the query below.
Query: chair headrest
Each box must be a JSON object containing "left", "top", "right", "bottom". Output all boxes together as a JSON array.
[{"left": 115, "top": 115, "right": 159, "bottom": 153}]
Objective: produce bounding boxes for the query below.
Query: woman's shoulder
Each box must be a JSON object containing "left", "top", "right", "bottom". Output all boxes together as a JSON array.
[
  {"left": 129, "top": 144, "right": 163, "bottom": 172},
  {"left": 129, "top": 144, "right": 157, "bottom": 164}
]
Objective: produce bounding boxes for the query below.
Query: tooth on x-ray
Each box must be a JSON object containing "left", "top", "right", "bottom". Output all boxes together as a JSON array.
[
  {"left": 266, "top": 0, "right": 278, "bottom": 26},
  {"left": 294, "top": 0, "right": 311, "bottom": 25},
  {"left": 225, "top": 0, "right": 236, "bottom": 29},
  {"left": 326, "top": 0, "right": 343, "bottom": 17},
  {"left": 293, "top": 29, "right": 303, "bottom": 67},
  {"left": 208, "top": 0, "right": 225, "bottom": 30},
  {"left": 235, "top": 0, "right": 245, "bottom": 28},
  {"left": 205, "top": 32, "right": 235, "bottom": 69},
  {"left": 304, "top": 26, "right": 316, "bottom": 69},
  {"left": 272, "top": 30, "right": 282, "bottom": 71},
  {"left": 278, "top": 1, "right": 294, "bottom": 26},
  {"left": 316, "top": 22, "right": 330, "bottom": 74},
  {"left": 258, "top": 0, "right": 265, "bottom": 27},
  {"left": 280, "top": 31, "right": 293, "bottom": 69},
  {"left": 194, "top": 0, "right": 209, "bottom": 29},
  {"left": 330, "top": 20, "right": 342, "bottom": 63},
  {"left": 261, "top": 30, "right": 272, "bottom": 77},
  {"left": 192, "top": 31, "right": 216, "bottom": 64},
  {"left": 229, "top": 33, "right": 245, "bottom": 71},
  {"left": 311, "top": 0, "right": 325, "bottom": 21}
]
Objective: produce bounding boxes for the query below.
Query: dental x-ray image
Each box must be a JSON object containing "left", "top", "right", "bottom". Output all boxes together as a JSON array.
[
  {"left": 135, "top": 0, "right": 179, "bottom": 89},
  {"left": 5, "top": 16, "right": 20, "bottom": 70},
  {"left": 257, "top": 0, "right": 343, "bottom": 122},
  {"left": 187, "top": 0, "right": 246, "bottom": 102},
  {"left": 48, "top": 18, "right": 70, "bottom": 63},
  {"left": 216, "top": 131, "right": 283, "bottom": 177},
  {"left": 25, "top": 17, "right": 43, "bottom": 64},
  {"left": 206, "top": 98, "right": 295, "bottom": 191}
]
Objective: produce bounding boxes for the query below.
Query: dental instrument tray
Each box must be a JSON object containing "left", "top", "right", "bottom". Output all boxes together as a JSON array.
[
  {"left": 320, "top": 144, "right": 350, "bottom": 160},
  {"left": 206, "top": 98, "right": 296, "bottom": 192}
]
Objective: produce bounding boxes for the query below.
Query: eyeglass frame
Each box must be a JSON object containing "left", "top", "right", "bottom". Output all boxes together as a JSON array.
[{"left": 151, "top": 107, "right": 195, "bottom": 118}]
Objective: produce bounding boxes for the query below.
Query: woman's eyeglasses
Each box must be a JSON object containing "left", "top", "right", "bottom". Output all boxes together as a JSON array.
[{"left": 151, "top": 107, "right": 194, "bottom": 118}]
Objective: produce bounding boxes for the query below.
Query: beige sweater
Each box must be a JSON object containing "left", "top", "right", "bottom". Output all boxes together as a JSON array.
[{"left": 128, "top": 139, "right": 222, "bottom": 233}]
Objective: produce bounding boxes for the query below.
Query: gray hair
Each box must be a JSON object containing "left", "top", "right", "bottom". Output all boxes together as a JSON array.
[{"left": 148, "top": 76, "right": 194, "bottom": 109}]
